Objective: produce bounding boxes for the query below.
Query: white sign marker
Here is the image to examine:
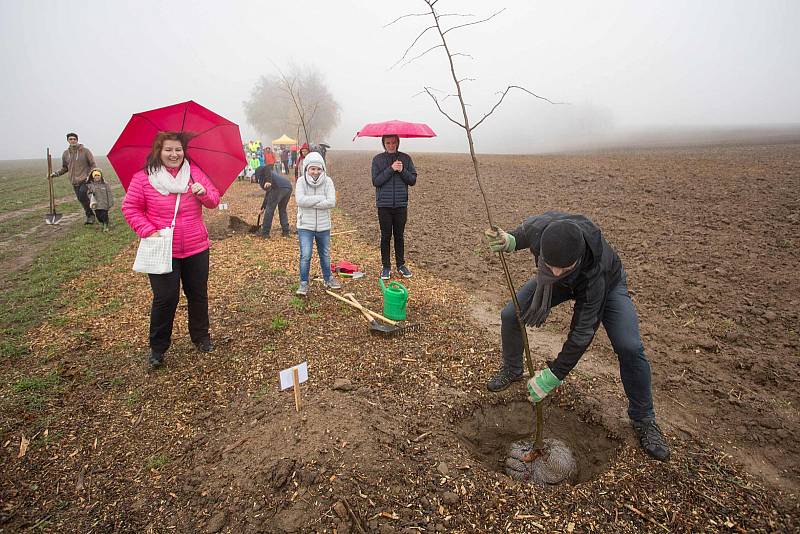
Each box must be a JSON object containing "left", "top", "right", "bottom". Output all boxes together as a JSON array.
[{"left": 279, "top": 362, "right": 308, "bottom": 391}]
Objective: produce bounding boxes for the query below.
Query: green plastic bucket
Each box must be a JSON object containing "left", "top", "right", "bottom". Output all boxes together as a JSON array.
[{"left": 379, "top": 279, "right": 408, "bottom": 321}]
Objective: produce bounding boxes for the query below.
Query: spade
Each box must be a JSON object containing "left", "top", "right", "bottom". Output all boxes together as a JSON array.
[{"left": 44, "top": 148, "right": 62, "bottom": 225}]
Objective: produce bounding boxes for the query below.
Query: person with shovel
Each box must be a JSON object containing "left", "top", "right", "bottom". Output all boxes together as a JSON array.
[
  {"left": 257, "top": 165, "right": 292, "bottom": 238},
  {"left": 484, "top": 212, "right": 670, "bottom": 461},
  {"left": 50, "top": 132, "right": 96, "bottom": 224}
]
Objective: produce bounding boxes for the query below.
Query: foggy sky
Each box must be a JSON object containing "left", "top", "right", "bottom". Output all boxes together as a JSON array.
[{"left": 1, "top": 0, "right": 799, "bottom": 160}]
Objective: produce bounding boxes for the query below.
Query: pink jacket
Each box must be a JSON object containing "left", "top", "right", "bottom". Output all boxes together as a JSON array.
[{"left": 122, "top": 164, "right": 220, "bottom": 259}]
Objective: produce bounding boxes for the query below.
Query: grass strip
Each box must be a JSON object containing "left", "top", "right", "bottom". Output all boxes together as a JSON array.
[{"left": 0, "top": 215, "right": 135, "bottom": 359}]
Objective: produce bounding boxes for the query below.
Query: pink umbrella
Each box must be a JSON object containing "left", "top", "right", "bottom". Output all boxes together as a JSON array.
[
  {"left": 353, "top": 120, "right": 436, "bottom": 141},
  {"left": 108, "top": 100, "right": 246, "bottom": 194}
]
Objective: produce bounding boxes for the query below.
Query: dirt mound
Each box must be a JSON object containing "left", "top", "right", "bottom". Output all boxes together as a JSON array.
[{"left": 205, "top": 214, "right": 260, "bottom": 240}]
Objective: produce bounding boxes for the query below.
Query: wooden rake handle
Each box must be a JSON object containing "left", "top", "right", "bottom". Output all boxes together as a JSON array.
[
  {"left": 345, "top": 294, "right": 376, "bottom": 324},
  {"left": 325, "top": 290, "right": 398, "bottom": 325}
]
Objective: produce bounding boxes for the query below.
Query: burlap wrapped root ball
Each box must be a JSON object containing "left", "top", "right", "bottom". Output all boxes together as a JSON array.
[{"left": 505, "top": 438, "right": 577, "bottom": 485}]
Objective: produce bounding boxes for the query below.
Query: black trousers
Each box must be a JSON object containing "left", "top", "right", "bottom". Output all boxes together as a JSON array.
[
  {"left": 262, "top": 187, "right": 291, "bottom": 236},
  {"left": 94, "top": 209, "right": 109, "bottom": 224},
  {"left": 147, "top": 249, "right": 210, "bottom": 353},
  {"left": 378, "top": 207, "right": 408, "bottom": 268},
  {"left": 73, "top": 184, "right": 93, "bottom": 217}
]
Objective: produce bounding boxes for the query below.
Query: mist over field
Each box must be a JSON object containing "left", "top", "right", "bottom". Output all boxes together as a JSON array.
[
  {"left": 3, "top": 2, "right": 800, "bottom": 530},
  {"left": 1, "top": 0, "right": 799, "bottom": 159}
]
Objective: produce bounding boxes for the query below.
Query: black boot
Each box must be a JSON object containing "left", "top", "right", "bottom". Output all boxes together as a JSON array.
[
  {"left": 486, "top": 368, "right": 524, "bottom": 392},
  {"left": 148, "top": 350, "right": 165, "bottom": 368},
  {"left": 632, "top": 419, "right": 670, "bottom": 461},
  {"left": 195, "top": 339, "right": 214, "bottom": 353}
]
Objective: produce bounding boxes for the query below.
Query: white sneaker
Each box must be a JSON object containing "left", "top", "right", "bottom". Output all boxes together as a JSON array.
[
  {"left": 295, "top": 281, "right": 309, "bottom": 296},
  {"left": 325, "top": 277, "right": 342, "bottom": 290}
]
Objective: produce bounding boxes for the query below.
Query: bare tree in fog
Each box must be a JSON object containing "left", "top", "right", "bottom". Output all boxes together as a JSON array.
[
  {"left": 244, "top": 65, "right": 341, "bottom": 144},
  {"left": 390, "top": 0, "right": 566, "bottom": 449}
]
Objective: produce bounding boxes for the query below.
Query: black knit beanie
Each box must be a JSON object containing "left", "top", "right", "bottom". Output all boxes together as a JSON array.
[
  {"left": 541, "top": 220, "right": 585, "bottom": 268},
  {"left": 66, "top": 132, "right": 78, "bottom": 140}
]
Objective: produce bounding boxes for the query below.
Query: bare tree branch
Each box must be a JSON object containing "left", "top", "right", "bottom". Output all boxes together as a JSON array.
[
  {"left": 411, "top": 86, "right": 445, "bottom": 98},
  {"left": 401, "top": 44, "right": 445, "bottom": 67},
  {"left": 436, "top": 13, "right": 475, "bottom": 19},
  {"left": 384, "top": 12, "right": 429, "bottom": 28},
  {"left": 451, "top": 53, "right": 474, "bottom": 60},
  {"left": 423, "top": 87, "right": 465, "bottom": 129},
  {"left": 442, "top": 8, "right": 505, "bottom": 35},
  {"left": 442, "top": 94, "right": 471, "bottom": 106},
  {"left": 390, "top": 25, "right": 437, "bottom": 69},
  {"left": 470, "top": 85, "right": 567, "bottom": 132}
]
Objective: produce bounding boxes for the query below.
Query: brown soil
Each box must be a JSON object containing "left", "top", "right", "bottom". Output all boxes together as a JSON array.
[
  {"left": 334, "top": 144, "right": 800, "bottom": 494},
  {"left": 1, "top": 145, "right": 798, "bottom": 533}
]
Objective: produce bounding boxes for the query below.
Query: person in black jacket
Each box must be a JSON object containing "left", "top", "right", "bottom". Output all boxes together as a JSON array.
[
  {"left": 371, "top": 135, "right": 417, "bottom": 279},
  {"left": 485, "top": 211, "right": 670, "bottom": 461},
  {"left": 257, "top": 166, "right": 293, "bottom": 238}
]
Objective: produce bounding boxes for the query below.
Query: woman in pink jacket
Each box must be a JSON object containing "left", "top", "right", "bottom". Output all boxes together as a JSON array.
[{"left": 122, "top": 131, "right": 220, "bottom": 368}]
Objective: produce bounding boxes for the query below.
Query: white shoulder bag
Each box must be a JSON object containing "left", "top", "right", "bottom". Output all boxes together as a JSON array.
[{"left": 132, "top": 193, "right": 181, "bottom": 274}]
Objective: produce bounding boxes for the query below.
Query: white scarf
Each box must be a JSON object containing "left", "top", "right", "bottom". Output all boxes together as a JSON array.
[
  {"left": 304, "top": 171, "right": 328, "bottom": 188},
  {"left": 148, "top": 161, "right": 190, "bottom": 196}
]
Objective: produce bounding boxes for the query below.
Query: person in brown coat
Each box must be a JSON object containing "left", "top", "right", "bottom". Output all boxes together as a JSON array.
[{"left": 51, "top": 132, "right": 97, "bottom": 224}]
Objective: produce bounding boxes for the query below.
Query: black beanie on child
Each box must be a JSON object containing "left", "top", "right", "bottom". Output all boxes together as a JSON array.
[{"left": 540, "top": 220, "right": 585, "bottom": 268}]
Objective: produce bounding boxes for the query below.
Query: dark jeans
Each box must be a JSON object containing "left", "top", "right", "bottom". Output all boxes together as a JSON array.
[
  {"left": 262, "top": 187, "right": 291, "bottom": 236},
  {"left": 377, "top": 206, "right": 407, "bottom": 268},
  {"left": 147, "top": 249, "right": 210, "bottom": 353},
  {"left": 94, "top": 209, "right": 109, "bottom": 224},
  {"left": 500, "top": 271, "right": 655, "bottom": 421},
  {"left": 73, "top": 184, "right": 93, "bottom": 217}
]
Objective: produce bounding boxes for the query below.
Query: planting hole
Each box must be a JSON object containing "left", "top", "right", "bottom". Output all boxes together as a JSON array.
[{"left": 457, "top": 400, "right": 619, "bottom": 485}]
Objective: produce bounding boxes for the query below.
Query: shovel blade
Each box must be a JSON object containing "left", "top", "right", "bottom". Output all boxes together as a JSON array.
[{"left": 45, "top": 212, "right": 63, "bottom": 225}]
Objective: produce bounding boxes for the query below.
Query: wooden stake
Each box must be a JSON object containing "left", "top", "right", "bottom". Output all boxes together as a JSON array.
[{"left": 293, "top": 367, "right": 301, "bottom": 411}]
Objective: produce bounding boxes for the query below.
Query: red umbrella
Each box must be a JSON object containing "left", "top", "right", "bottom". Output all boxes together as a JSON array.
[
  {"left": 353, "top": 120, "right": 436, "bottom": 141},
  {"left": 108, "top": 100, "right": 246, "bottom": 194}
]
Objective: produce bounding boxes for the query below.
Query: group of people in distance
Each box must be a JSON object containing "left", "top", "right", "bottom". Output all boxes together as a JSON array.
[
  {"left": 50, "top": 128, "right": 670, "bottom": 464},
  {"left": 50, "top": 133, "right": 115, "bottom": 230},
  {"left": 255, "top": 135, "right": 416, "bottom": 293}
]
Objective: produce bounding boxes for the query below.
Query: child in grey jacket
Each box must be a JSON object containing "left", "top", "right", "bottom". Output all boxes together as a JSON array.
[{"left": 86, "top": 168, "right": 114, "bottom": 232}]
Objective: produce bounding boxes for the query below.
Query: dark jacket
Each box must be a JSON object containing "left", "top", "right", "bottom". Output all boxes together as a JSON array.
[
  {"left": 510, "top": 212, "right": 623, "bottom": 380},
  {"left": 256, "top": 166, "right": 292, "bottom": 189},
  {"left": 371, "top": 151, "right": 417, "bottom": 208},
  {"left": 259, "top": 170, "right": 293, "bottom": 209}
]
